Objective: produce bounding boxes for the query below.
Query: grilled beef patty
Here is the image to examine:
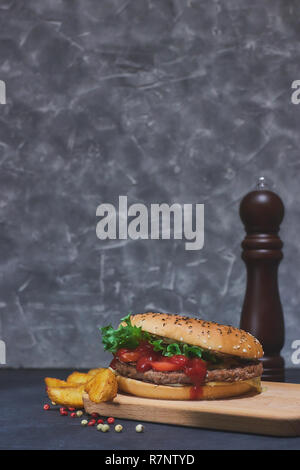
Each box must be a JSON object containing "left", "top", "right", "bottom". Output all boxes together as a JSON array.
[{"left": 114, "top": 358, "right": 263, "bottom": 385}]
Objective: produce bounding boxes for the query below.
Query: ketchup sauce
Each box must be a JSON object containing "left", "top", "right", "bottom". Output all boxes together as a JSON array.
[
  {"left": 184, "top": 358, "right": 207, "bottom": 399},
  {"left": 113, "top": 341, "right": 207, "bottom": 399}
]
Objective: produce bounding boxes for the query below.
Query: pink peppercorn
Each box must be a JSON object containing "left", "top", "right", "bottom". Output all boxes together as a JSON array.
[{"left": 43, "top": 404, "right": 50, "bottom": 410}]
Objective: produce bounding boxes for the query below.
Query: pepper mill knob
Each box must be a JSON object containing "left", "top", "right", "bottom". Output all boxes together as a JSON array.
[{"left": 239, "top": 177, "right": 285, "bottom": 382}]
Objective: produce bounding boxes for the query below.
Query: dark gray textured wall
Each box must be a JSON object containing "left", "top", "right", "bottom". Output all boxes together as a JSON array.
[{"left": 0, "top": 0, "right": 300, "bottom": 368}]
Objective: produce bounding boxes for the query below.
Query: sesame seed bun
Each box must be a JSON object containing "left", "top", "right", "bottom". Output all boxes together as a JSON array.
[
  {"left": 130, "top": 313, "right": 263, "bottom": 359},
  {"left": 116, "top": 374, "right": 262, "bottom": 400}
]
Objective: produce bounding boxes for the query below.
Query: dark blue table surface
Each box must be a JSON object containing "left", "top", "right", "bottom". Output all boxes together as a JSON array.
[{"left": 1, "top": 368, "right": 300, "bottom": 450}]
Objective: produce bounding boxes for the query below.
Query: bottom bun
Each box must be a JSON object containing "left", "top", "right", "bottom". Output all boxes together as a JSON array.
[{"left": 116, "top": 374, "right": 262, "bottom": 400}]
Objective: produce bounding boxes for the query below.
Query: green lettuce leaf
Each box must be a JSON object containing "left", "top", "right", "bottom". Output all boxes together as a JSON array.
[
  {"left": 100, "top": 313, "right": 150, "bottom": 354},
  {"left": 147, "top": 337, "right": 219, "bottom": 362}
]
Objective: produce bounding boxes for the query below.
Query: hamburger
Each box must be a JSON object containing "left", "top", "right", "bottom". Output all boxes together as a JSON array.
[{"left": 101, "top": 312, "right": 263, "bottom": 400}]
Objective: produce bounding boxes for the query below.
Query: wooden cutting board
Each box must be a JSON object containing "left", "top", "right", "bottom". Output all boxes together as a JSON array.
[{"left": 83, "top": 381, "right": 300, "bottom": 436}]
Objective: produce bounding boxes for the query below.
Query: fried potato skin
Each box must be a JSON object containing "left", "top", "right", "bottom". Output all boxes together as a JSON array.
[
  {"left": 84, "top": 369, "right": 118, "bottom": 403},
  {"left": 46, "top": 384, "right": 85, "bottom": 408},
  {"left": 87, "top": 368, "right": 103, "bottom": 376},
  {"left": 45, "top": 378, "right": 70, "bottom": 388},
  {"left": 44, "top": 368, "right": 116, "bottom": 407},
  {"left": 66, "top": 372, "right": 91, "bottom": 385}
]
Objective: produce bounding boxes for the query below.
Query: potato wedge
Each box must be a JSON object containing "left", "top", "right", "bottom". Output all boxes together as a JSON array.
[
  {"left": 87, "top": 368, "right": 103, "bottom": 376},
  {"left": 46, "top": 384, "right": 85, "bottom": 408},
  {"left": 66, "top": 371, "right": 91, "bottom": 385},
  {"left": 45, "top": 377, "right": 70, "bottom": 388},
  {"left": 84, "top": 368, "right": 118, "bottom": 403}
]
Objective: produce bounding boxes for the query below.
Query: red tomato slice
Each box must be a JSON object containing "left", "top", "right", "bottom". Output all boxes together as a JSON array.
[
  {"left": 116, "top": 348, "right": 130, "bottom": 357},
  {"left": 168, "top": 355, "right": 189, "bottom": 367},
  {"left": 151, "top": 361, "right": 182, "bottom": 372},
  {"left": 117, "top": 350, "right": 141, "bottom": 363}
]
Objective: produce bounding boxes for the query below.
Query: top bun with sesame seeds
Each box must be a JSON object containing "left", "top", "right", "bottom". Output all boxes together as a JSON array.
[{"left": 130, "top": 312, "right": 263, "bottom": 360}]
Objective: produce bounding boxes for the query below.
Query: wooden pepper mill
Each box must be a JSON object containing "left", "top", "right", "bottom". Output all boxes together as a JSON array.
[{"left": 239, "top": 177, "right": 285, "bottom": 382}]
